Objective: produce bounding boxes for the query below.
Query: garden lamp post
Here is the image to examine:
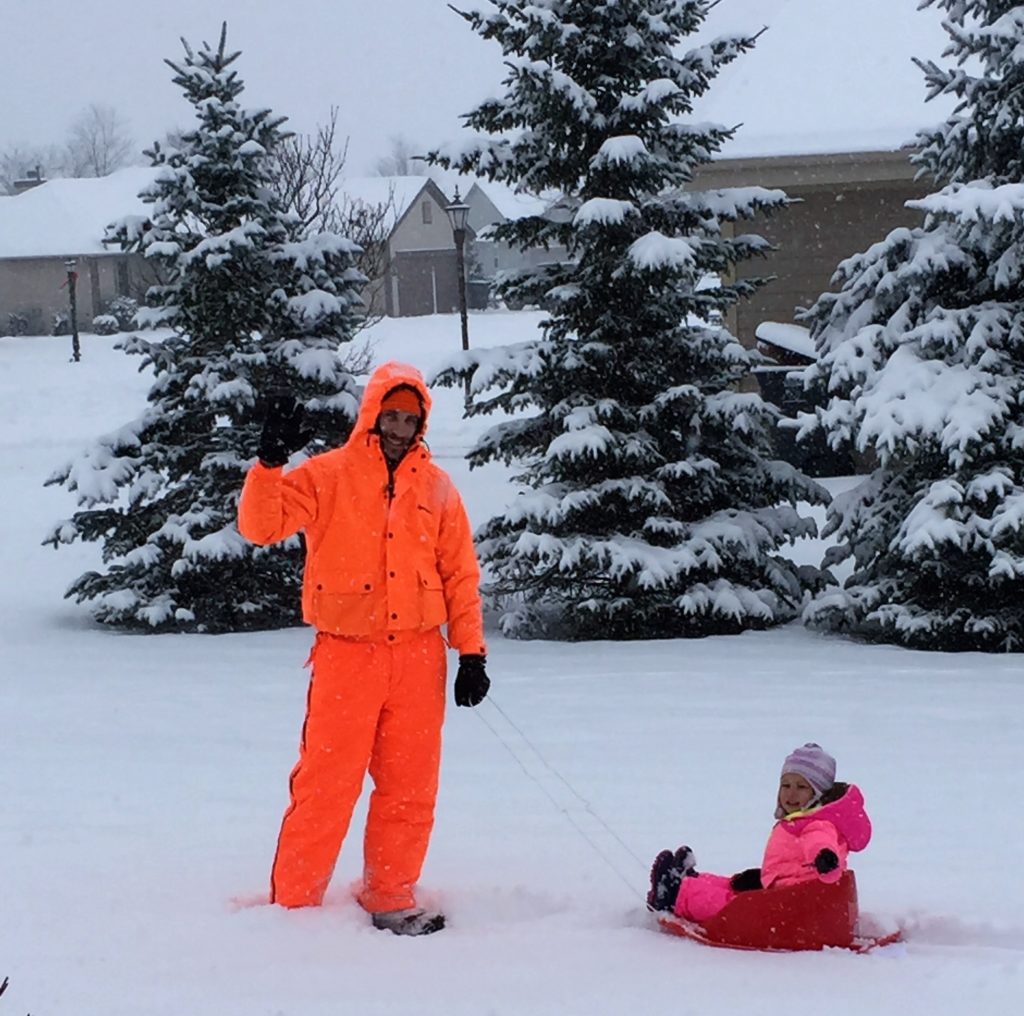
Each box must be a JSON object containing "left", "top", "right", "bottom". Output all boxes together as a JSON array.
[
  {"left": 64, "top": 258, "right": 81, "bottom": 362},
  {"left": 445, "top": 188, "right": 471, "bottom": 352}
]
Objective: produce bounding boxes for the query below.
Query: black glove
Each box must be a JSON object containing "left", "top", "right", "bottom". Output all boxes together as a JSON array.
[
  {"left": 729, "top": 867, "right": 763, "bottom": 892},
  {"left": 813, "top": 848, "right": 839, "bottom": 875},
  {"left": 258, "top": 392, "right": 312, "bottom": 468},
  {"left": 454, "top": 654, "right": 490, "bottom": 708}
]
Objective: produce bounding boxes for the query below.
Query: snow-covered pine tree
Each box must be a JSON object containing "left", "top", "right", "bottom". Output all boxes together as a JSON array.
[
  {"left": 795, "top": 0, "right": 1024, "bottom": 651},
  {"left": 429, "top": 0, "right": 828, "bottom": 640},
  {"left": 44, "top": 24, "right": 365, "bottom": 633}
]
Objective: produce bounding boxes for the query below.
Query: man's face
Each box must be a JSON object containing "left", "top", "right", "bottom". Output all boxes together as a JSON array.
[{"left": 378, "top": 409, "right": 421, "bottom": 463}]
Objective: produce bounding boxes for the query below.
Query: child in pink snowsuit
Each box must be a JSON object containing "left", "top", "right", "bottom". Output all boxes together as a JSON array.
[{"left": 647, "top": 743, "right": 872, "bottom": 922}]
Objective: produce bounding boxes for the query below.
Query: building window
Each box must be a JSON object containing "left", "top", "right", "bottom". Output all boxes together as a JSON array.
[{"left": 421, "top": 201, "right": 432, "bottom": 225}]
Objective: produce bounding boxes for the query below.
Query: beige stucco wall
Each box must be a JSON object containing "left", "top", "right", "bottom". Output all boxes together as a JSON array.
[
  {"left": 734, "top": 180, "right": 929, "bottom": 345},
  {"left": 0, "top": 257, "right": 80, "bottom": 334},
  {"left": 691, "top": 150, "right": 930, "bottom": 348}
]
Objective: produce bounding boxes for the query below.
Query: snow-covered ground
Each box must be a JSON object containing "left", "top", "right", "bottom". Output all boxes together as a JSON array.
[{"left": 3, "top": 311, "right": 1023, "bottom": 1015}]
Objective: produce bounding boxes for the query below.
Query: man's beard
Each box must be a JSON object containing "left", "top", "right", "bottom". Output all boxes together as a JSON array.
[{"left": 381, "top": 435, "right": 411, "bottom": 464}]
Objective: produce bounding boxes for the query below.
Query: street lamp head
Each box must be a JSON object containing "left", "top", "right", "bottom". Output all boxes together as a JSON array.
[{"left": 445, "top": 187, "right": 471, "bottom": 234}]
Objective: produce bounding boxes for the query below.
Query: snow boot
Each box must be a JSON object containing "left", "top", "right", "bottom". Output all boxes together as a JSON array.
[
  {"left": 647, "top": 849, "right": 681, "bottom": 912},
  {"left": 673, "top": 845, "right": 697, "bottom": 877},
  {"left": 371, "top": 908, "right": 446, "bottom": 937}
]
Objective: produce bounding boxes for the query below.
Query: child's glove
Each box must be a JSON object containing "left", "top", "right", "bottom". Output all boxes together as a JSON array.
[
  {"left": 729, "top": 867, "right": 763, "bottom": 892},
  {"left": 454, "top": 654, "right": 490, "bottom": 707},
  {"left": 813, "top": 848, "right": 839, "bottom": 874}
]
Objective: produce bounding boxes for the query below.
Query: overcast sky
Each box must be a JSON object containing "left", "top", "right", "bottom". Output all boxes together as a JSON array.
[
  {"left": 1, "top": 0, "right": 504, "bottom": 174},
  {"left": 2, "top": 0, "right": 950, "bottom": 174}
]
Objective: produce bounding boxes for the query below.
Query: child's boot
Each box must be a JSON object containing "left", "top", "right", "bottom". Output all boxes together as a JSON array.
[
  {"left": 647, "top": 849, "right": 682, "bottom": 912},
  {"left": 674, "top": 845, "right": 697, "bottom": 877}
]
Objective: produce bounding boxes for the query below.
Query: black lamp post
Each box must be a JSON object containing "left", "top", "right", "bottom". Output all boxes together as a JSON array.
[
  {"left": 445, "top": 187, "right": 471, "bottom": 352},
  {"left": 64, "top": 258, "right": 81, "bottom": 362}
]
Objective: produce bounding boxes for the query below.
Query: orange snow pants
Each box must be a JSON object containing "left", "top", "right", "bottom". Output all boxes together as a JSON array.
[{"left": 269, "top": 628, "right": 447, "bottom": 913}]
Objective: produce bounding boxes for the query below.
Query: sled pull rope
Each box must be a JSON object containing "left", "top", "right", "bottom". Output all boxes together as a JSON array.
[{"left": 476, "top": 694, "right": 648, "bottom": 898}]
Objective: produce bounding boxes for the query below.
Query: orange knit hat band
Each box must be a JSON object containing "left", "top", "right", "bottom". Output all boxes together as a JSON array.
[{"left": 380, "top": 387, "right": 423, "bottom": 417}]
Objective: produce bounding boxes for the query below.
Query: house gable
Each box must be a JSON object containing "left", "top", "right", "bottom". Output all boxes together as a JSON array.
[{"left": 388, "top": 178, "right": 459, "bottom": 256}]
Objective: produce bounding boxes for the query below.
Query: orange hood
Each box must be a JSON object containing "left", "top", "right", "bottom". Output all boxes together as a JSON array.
[{"left": 349, "top": 361, "right": 433, "bottom": 445}]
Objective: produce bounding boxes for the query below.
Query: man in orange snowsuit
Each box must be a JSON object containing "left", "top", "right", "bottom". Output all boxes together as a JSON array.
[{"left": 238, "top": 361, "right": 489, "bottom": 936}]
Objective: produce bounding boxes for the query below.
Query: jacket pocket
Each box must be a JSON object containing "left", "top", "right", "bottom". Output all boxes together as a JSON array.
[
  {"left": 312, "top": 587, "right": 385, "bottom": 636},
  {"left": 417, "top": 570, "right": 447, "bottom": 627}
]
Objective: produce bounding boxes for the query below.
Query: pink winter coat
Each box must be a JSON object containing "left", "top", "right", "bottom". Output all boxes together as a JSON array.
[
  {"left": 673, "top": 784, "right": 872, "bottom": 923},
  {"left": 762, "top": 783, "right": 871, "bottom": 888}
]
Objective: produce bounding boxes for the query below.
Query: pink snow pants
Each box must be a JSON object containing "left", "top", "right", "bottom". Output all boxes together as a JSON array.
[{"left": 673, "top": 873, "right": 737, "bottom": 923}]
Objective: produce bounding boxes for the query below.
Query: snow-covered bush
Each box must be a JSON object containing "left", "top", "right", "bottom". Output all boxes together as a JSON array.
[
  {"left": 44, "top": 25, "right": 365, "bottom": 633},
  {"left": 106, "top": 295, "right": 138, "bottom": 331},
  {"left": 428, "top": 0, "right": 828, "bottom": 640},
  {"left": 4, "top": 313, "right": 29, "bottom": 337},
  {"left": 51, "top": 312, "right": 70, "bottom": 336},
  {"left": 91, "top": 314, "right": 119, "bottom": 335},
  {"left": 795, "top": 0, "right": 1024, "bottom": 651}
]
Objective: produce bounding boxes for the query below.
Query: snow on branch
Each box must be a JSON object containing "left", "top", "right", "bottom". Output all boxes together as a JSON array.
[
  {"left": 591, "top": 135, "right": 650, "bottom": 166},
  {"left": 545, "top": 425, "right": 615, "bottom": 461},
  {"left": 856, "top": 346, "right": 1010, "bottom": 466},
  {"left": 911, "top": 181, "right": 1024, "bottom": 226},
  {"left": 618, "top": 78, "right": 682, "bottom": 112},
  {"left": 627, "top": 231, "right": 696, "bottom": 270},
  {"left": 506, "top": 56, "right": 598, "bottom": 115},
  {"left": 675, "top": 580, "right": 776, "bottom": 622},
  {"left": 574, "top": 198, "right": 637, "bottom": 226},
  {"left": 894, "top": 479, "right": 969, "bottom": 557},
  {"left": 46, "top": 414, "right": 152, "bottom": 505}
]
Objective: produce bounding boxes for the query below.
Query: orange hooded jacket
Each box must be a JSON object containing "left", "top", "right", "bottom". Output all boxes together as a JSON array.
[{"left": 238, "top": 362, "right": 486, "bottom": 656}]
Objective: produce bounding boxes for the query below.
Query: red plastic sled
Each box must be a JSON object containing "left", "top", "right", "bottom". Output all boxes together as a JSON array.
[{"left": 657, "top": 871, "right": 902, "bottom": 953}]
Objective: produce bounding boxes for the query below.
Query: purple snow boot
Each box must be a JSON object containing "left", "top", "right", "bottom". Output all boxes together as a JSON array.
[
  {"left": 645, "top": 850, "right": 675, "bottom": 912},
  {"left": 646, "top": 845, "right": 698, "bottom": 913},
  {"left": 673, "top": 845, "right": 697, "bottom": 877}
]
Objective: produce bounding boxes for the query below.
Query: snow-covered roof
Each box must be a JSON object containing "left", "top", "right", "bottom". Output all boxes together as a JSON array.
[
  {"left": 337, "top": 176, "right": 436, "bottom": 231},
  {"left": 470, "top": 180, "right": 552, "bottom": 221},
  {"left": 0, "top": 171, "right": 442, "bottom": 259},
  {"left": 756, "top": 321, "right": 815, "bottom": 359},
  {"left": 0, "top": 167, "right": 157, "bottom": 258},
  {"left": 694, "top": 0, "right": 956, "bottom": 159}
]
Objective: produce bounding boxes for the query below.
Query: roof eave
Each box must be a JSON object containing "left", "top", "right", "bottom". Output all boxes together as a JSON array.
[{"left": 692, "top": 147, "right": 923, "bottom": 191}]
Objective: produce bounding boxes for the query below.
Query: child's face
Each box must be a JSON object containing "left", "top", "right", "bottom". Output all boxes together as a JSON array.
[{"left": 778, "top": 773, "right": 817, "bottom": 815}]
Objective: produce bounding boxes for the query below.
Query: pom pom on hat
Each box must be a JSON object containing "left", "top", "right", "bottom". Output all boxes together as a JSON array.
[
  {"left": 781, "top": 743, "right": 836, "bottom": 794},
  {"left": 380, "top": 386, "right": 423, "bottom": 417}
]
